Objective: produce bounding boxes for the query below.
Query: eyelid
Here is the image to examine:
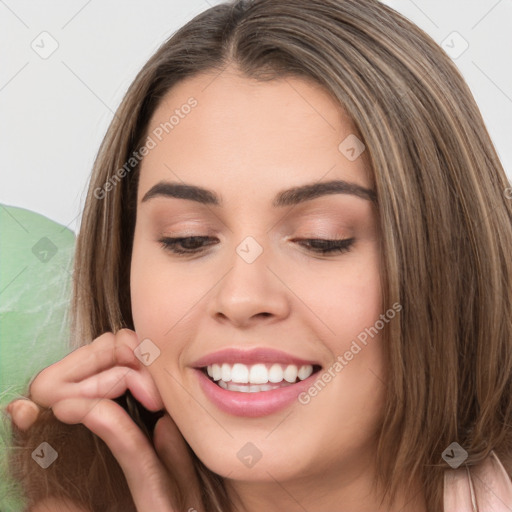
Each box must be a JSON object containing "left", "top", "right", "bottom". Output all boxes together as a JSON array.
[{"left": 158, "top": 235, "right": 355, "bottom": 257}]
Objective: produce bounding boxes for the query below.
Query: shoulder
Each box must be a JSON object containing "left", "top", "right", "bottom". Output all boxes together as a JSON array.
[{"left": 444, "top": 451, "right": 512, "bottom": 511}]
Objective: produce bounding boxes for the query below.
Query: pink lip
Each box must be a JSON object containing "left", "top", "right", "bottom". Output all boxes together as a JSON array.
[
  {"left": 194, "top": 368, "right": 319, "bottom": 417},
  {"left": 190, "top": 347, "right": 321, "bottom": 368}
]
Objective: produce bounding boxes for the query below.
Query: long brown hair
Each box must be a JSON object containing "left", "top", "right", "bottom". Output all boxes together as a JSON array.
[{"left": 7, "top": 0, "right": 512, "bottom": 510}]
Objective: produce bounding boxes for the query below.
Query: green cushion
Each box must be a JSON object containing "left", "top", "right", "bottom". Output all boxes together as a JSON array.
[{"left": 0, "top": 204, "right": 75, "bottom": 510}]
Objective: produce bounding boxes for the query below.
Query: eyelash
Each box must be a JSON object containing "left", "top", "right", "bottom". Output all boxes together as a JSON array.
[{"left": 158, "top": 236, "right": 355, "bottom": 256}]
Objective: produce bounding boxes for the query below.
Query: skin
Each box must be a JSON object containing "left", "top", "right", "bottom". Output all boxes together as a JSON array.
[
  {"left": 129, "top": 66, "right": 426, "bottom": 511},
  {"left": 8, "top": 331, "right": 204, "bottom": 511},
  {"left": 7, "top": 67, "right": 427, "bottom": 511}
]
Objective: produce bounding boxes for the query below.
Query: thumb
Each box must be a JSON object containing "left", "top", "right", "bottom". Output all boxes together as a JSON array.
[{"left": 153, "top": 414, "right": 204, "bottom": 509}]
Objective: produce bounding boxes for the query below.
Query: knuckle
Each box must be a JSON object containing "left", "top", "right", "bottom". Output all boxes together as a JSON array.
[
  {"left": 90, "top": 335, "right": 118, "bottom": 367},
  {"left": 92, "top": 345, "right": 113, "bottom": 368},
  {"left": 29, "top": 360, "right": 67, "bottom": 407},
  {"left": 115, "top": 330, "right": 139, "bottom": 365},
  {"left": 116, "top": 328, "right": 138, "bottom": 349},
  {"left": 117, "top": 344, "right": 138, "bottom": 368},
  {"left": 51, "top": 399, "right": 76, "bottom": 424},
  {"left": 116, "top": 328, "right": 134, "bottom": 337},
  {"left": 91, "top": 331, "right": 116, "bottom": 349},
  {"left": 29, "top": 370, "right": 52, "bottom": 405}
]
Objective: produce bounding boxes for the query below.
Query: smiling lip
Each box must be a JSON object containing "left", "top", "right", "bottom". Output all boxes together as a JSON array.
[
  {"left": 194, "top": 367, "right": 319, "bottom": 417},
  {"left": 190, "top": 347, "right": 321, "bottom": 368},
  {"left": 190, "top": 347, "right": 322, "bottom": 417}
]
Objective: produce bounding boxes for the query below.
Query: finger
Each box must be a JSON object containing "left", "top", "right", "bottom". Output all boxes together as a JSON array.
[
  {"left": 30, "top": 365, "right": 163, "bottom": 412},
  {"left": 30, "top": 330, "right": 143, "bottom": 407},
  {"left": 78, "top": 366, "right": 164, "bottom": 412},
  {"left": 154, "top": 414, "right": 197, "bottom": 483},
  {"left": 153, "top": 415, "right": 205, "bottom": 511},
  {"left": 52, "top": 398, "right": 179, "bottom": 511},
  {"left": 7, "top": 399, "right": 42, "bottom": 431},
  {"left": 63, "top": 329, "right": 141, "bottom": 382}
]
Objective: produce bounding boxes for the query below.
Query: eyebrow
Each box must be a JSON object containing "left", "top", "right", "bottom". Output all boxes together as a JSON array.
[{"left": 141, "top": 179, "right": 376, "bottom": 207}]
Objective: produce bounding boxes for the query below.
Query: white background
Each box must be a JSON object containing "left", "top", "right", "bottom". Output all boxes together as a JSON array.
[{"left": 1, "top": 0, "right": 511, "bottom": 232}]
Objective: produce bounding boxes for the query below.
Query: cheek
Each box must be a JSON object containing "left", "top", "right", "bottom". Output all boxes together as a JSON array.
[
  {"left": 288, "top": 248, "right": 382, "bottom": 343},
  {"left": 129, "top": 236, "right": 181, "bottom": 353},
  {"left": 130, "top": 243, "right": 160, "bottom": 334},
  {"left": 130, "top": 240, "right": 218, "bottom": 377},
  {"left": 339, "top": 248, "right": 382, "bottom": 329},
  {"left": 333, "top": 253, "right": 384, "bottom": 377},
  {"left": 130, "top": 236, "right": 194, "bottom": 334},
  {"left": 292, "top": 247, "right": 385, "bottom": 399}
]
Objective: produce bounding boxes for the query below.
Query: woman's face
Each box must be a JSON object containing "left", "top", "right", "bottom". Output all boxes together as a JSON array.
[{"left": 130, "top": 67, "right": 387, "bottom": 489}]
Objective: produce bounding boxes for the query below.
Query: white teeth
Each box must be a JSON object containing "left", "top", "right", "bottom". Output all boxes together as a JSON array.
[
  {"left": 221, "top": 363, "right": 231, "bottom": 382},
  {"left": 212, "top": 364, "right": 222, "bottom": 381},
  {"left": 249, "top": 364, "right": 268, "bottom": 384},
  {"left": 217, "top": 380, "right": 294, "bottom": 392},
  {"left": 231, "top": 363, "right": 249, "bottom": 383},
  {"left": 268, "top": 363, "right": 284, "bottom": 383},
  {"left": 283, "top": 365, "right": 298, "bottom": 383},
  {"left": 298, "top": 365, "right": 313, "bottom": 380},
  {"left": 205, "top": 362, "right": 316, "bottom": 387}
]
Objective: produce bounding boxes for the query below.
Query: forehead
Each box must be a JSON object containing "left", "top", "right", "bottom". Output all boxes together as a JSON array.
[{"left": 137, "top": 68, "right": 372, "bottom": 203}]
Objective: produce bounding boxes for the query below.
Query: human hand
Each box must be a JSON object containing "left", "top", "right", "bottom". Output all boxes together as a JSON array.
[{"left": 6, "top": 329, "right": 204, "bottom": 512}]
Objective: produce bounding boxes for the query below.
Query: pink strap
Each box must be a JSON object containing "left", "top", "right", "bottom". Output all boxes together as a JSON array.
[{"left": 444, "top": 451, "right": 512, "bottom": 511}]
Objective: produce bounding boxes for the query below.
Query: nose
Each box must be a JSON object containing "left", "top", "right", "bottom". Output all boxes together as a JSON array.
[{"left": 207, "top": 235, "right": 291, "bottom": 329}]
